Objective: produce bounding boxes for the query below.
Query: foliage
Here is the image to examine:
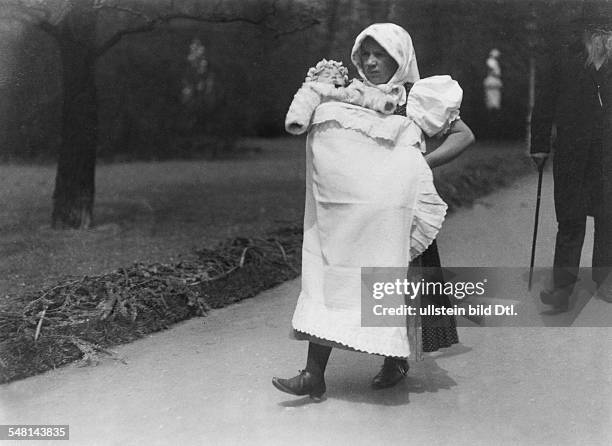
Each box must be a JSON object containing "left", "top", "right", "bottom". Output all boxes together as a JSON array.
[
  {"left": 0, "top": 0, "right": 322, "bottom": 162},
  {"left": 0, "top": 0, "right": 588, "bottom": 158},
  {"left": 0, "top": 227, "right": 302, "bottom": 383}
]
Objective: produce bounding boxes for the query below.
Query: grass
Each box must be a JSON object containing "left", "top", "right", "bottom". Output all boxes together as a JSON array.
[
  {"left": 0, "top": 138, "right": 305, "bottom": 308},
  {"left": 0, "top": 137, "right": 532, "bottom": 383}
]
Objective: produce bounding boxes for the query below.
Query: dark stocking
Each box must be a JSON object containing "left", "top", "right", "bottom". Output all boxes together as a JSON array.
[
  {"left": 305, "top": 342, "right": 331, "bottom": 378},
  {"left": 385, "top": 356, "right": 409, "bottom": 372}
]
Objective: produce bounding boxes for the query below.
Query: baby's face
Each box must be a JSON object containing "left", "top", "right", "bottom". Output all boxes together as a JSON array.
[{"left": 317, "top": 68, "right": 345, "bottom": 87}]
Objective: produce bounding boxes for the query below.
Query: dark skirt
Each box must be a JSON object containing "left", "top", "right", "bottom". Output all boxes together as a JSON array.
[{"left": 411, "top": 240, "right": 459, "bottom": 352}]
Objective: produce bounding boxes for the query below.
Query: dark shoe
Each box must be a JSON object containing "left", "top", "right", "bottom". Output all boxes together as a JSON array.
[
  {"left": 371, "top": 358, "right": 409, "bottom": 389},
  {"left": 540, "top": 286, "right": 571, "bottom": 311},
  {"left": 272, "top": 370, "right": 326, "bottom": 401},
  {"left": 595, "top": 282, "right": 612, "bottom": 303}
]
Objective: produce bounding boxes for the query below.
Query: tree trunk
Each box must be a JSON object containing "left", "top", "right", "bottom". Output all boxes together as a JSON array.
[
  {"left": 321, "top": 0, "right": 340, "bottom": 57},
  {"left": 52, "top": 43, "right": 97, "bottom": 229},
  {"left": 51, "top": 11, "right": 98, "bottom": 229}
]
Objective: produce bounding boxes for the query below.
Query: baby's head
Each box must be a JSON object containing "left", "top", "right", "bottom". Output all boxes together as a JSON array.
[{"left": 305, "top": 59, "right": 348, "bottom": 87}]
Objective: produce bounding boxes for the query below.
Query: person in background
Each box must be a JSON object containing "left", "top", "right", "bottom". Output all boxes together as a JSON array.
[
  {"left": 484, "top": 48, "right": 502, "bottom": 111},
  {"left": 530, "top": 4, "right": 612, "bottom": 308},
  {"left": 483, "top": 48, "right": 502, "bottom": 138}
]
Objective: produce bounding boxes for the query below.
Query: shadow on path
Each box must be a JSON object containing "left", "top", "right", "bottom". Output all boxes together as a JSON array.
[{"left": 277, "top": 344, "right": 471, "bottom": 407}]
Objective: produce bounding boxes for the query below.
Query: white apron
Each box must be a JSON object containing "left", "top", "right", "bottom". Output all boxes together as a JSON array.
[{"left": 291, "top": 102, "right": 447, "bottom": 357}]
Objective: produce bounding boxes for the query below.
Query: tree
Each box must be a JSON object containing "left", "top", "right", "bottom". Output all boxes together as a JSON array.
[{"left": 2, "top": 0, "right": 320, "bottom": 229}]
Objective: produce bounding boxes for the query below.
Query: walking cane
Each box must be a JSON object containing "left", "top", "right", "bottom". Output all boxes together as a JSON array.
[
  {"left": 526, "top": 38, "right": 540, "bottom": 291},
  {"left": 528, "top": 163, "right": 544, "bottom": 291}
]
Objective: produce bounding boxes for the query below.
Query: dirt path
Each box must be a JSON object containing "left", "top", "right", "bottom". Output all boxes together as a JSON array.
[{"left": 1, "top": 168, "right": 611, "bottom": 446}]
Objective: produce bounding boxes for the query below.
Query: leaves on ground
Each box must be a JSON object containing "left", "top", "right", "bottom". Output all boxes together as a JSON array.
[{"left": 0, "top": 227, "right": 303, "bottom": 384}]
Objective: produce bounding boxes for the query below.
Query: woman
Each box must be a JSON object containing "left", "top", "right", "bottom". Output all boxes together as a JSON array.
[
  {"left": 359, "top": 24, "right": 475, "bottom": 390},
  {"left": 273, "top": 23, "right": 475, "bottom": 400}
]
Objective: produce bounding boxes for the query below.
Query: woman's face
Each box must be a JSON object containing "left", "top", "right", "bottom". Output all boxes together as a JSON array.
[{"left": 359, "top": 37, "right": 398, "bottom": 85}]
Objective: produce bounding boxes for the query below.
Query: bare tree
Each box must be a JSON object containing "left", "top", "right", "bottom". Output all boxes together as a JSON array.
[{"left": 2, "top": 0, "right": 320, "bottom": 229}]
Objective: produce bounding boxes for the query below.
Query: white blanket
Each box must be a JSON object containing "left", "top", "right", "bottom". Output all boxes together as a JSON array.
[{"left": 292, "top": 102, "right": 447, "bottom": 357}]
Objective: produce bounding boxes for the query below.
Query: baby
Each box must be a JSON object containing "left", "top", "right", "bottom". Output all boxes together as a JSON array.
[{"left": 285, "top": 59, "right": 403, "bottom": 135}]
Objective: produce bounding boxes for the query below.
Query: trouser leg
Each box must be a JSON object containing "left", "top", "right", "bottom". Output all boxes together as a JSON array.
[
  {"left": 553, "top": 218, "right": 587, "bottom": 291},
  {"left": 592, "top": 214, "right": 612, "bottom": 288}
]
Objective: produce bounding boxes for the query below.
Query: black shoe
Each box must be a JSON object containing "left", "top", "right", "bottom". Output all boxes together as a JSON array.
[
  {"left": 371, "top": 358, "right": 409, "bottom": 389},
  {"left": 595, "top": 282, "right": 612, "bottom": 303},
  {"left": 540, "top": 287, "right": 571, "bottom": 311},
  {"left": 272, "top": 370, "right": 326, "bottom": 401}
]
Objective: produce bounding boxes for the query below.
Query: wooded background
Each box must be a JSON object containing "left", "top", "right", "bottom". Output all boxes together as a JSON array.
[{"left": 0, "top": 0, "right": 585, "bottom": 162}]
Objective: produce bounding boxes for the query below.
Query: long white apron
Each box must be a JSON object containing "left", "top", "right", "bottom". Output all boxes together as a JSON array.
[{"left": 291, "top": 102, "right": 445, "bottom": 357}]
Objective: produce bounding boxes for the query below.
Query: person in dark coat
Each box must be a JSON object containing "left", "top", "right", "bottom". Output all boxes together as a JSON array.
[{"left": 530, "top": 7, "right": 612, "bottom": 308}]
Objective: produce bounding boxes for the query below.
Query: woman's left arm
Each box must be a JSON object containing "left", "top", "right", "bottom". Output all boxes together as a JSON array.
[{"left": 423, "top": 119, "right": 475, "bottom": 169}]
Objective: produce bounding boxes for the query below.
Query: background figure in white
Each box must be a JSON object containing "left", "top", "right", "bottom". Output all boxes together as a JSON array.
[{"left": 483, "top": 48, "right": 502, "bottom": 137}]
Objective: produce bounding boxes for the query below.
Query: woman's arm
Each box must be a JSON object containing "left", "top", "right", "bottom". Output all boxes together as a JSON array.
[{"left": 424, "top": 119, "right": 475, "bottom": 169}]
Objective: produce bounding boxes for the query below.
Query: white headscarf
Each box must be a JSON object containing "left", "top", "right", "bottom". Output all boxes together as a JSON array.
[{"left": 351, "top": 23, "right": 420, "bottom": 104}]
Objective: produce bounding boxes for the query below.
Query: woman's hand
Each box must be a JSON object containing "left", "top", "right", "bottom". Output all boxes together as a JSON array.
[{"left": 424, "top": 119, "right": 475, "bottom": 169}]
